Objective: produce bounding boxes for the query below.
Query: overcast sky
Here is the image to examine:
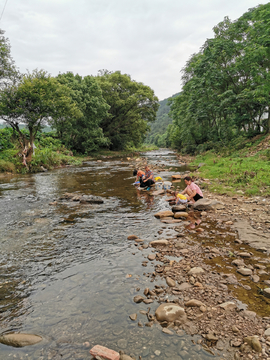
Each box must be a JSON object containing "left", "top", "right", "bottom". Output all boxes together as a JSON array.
[{"left": 0, "top": 0, "right": 269, "bottom": 100}]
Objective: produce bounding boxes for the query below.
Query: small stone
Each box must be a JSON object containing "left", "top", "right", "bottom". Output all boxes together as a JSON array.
[
  {"left": 263, "top": 288, "right": 270, "bottom": 298},
  {"left": 150, "top": 239, "right": 169, "bottom": 247},
  {"left": 148, "top": 254, "right": 156, "bottom": 261},
  {"left": 129, "top": 314, "right": 137, "bottom": 321},
  {"left": 133, "top": 295, "right": 145, "bottom": 303},
  {"left": 154, "top": 350, "right": 161, "bottom": 356},
  {"left": 185, "top": 299, "right": 205, "bottom": 308},
  {"left": 238, "top": 252, "right": 251, "bottom": 258},
  {"left": 127, "top": 235, "right": 138, "bottom": 240},
  {"left": 166, "top": 277, "right": 176, "bottom": 287},
  {"left": 162, "top": 328, "right": 174, "bottom": 335}
]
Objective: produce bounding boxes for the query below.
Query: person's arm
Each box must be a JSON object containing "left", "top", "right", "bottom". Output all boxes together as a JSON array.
[{"left": 181, "top": 187, "right": 187, "bottom": 195}]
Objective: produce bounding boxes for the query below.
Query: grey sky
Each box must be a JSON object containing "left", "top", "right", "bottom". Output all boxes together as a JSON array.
[{"left": 0, "top": 0, "right": 269, "bottom": 100}]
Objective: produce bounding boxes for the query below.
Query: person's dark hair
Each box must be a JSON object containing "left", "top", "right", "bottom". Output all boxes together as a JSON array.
[
  {"left": 184, "top": 176, "right": 192, "bottom": 182},
  {"left": 133, "top": 169, "right": 138, "bottom": 176}
]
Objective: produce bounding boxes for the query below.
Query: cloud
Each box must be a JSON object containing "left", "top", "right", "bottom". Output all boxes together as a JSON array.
[{"left": 0, "top": 0, "right": 268, "bottom": 100}]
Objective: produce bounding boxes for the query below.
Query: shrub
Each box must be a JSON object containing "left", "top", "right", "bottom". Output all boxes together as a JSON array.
[{"left": 0, "top": 159, "right": 16, "bottom": 173}]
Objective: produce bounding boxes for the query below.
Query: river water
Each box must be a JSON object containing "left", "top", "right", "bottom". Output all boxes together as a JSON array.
[{"left": 0, "top": 150, "right": 220, "bottom": 360}]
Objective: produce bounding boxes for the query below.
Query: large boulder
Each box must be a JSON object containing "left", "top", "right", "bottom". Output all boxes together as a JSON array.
[
  {"left": 192, "top": 199, "right": 224, "bottom": 211},
  {"left": 0, "top": 333, "right": 42, "bottom": 347},
  {"left": 155, "top": 303, "right": 187, "bottom": 323},
  {"left": 174, "top": 212, "right": 188, "bottom": 219}
]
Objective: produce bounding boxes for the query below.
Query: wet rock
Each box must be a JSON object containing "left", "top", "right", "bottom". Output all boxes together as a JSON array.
[
  {"left": 237, "top": 267, "right": 252, "bottom": 276},
  {"left": 0, "top": 333, "right": 42, "bottom": 347},
  {"left": 129, "top": 314, "right": 137, "bottom": 321},
  {"left": 172, "top": 174, "right": 182, "bottom": 180},
  {"left": 90, "top": 345, "right": 120, "bottom": 360},
  {"left": 138, "top": 321, "right": 143, "bottom": 327},
  {"left": 185, "top": 299, "right": 205, "bottom": 308},
  {"left": 148, "top": 254, "right": 156, "bottom": 261},
  {"left": 117, "top": 339, "right": 127, "bottom": 349},
  {"left": 166, "top": 277, "right": 176, "bottom": 287},
  {"left": 219, "top": 302, "right": 237, "bottom": 311},
  {"left": 162, "top": 328, "right": 174, "bottom": 335},
  {"left": 188, "top": 267, "right": 205, "bottom": 276},
  {"left": 264, "top": 328, "right": 270, "bottom": 337},
  {"left": 143, "top": 299, "right": 153, "bottom": 304},
  {"left": 174, "top": 212, "right": 189, "bottom": 219},
  {"left": 154, "top": 211, "right": 174, "bottom": 219},
  {"left": 172, "top": 205, "right": 187, "bottom": 212},
  {"left": 155, "top": 303, "right": 187, "bottom": 323},
  {"left": 204, "top": 333, "right": 218, "bottom": 341},
  {"left": 150, "top": 239, "right": 169, "bottom": 247},
  {"left": 133, "top": 295, "right": 145, "bottom": 303},
  {"left": 152, "top": 190, "right": 165, "bottom": 196},
  {"left": 119, "top": 352, "right": 134, "bottom": 360},
  {"left": 240, "top": 310, "right": 257, "bottom": 320},
  {"left": 263, "top": 288, "right": 270, "bottom": 298},
  {"left": 244, "top": 336, "right": 262, "bottom": 353}
]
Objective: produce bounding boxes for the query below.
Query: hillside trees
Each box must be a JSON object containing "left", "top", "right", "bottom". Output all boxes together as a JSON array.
[
  {"left": 96, "top": 70, "right": 159, "bottom": 150},
  {"left": 168, "top": 3, "right": 270, "bottom": 153},
  {"left": 56, "top": 72, "right": 109, "bottom": 153}
]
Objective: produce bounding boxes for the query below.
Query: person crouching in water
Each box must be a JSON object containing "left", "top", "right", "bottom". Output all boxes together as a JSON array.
[
  {"left": 181, "top": 176, "right": 203, "bottom": 203},
  {"left": 133, "top": 169, "right": 145, "bottom": 183},
  {"left": 140, "top": 165, "right": 155, "bottom": 190}
]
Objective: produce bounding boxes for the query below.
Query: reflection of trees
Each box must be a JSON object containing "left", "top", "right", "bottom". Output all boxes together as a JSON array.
[{"left": 0, "top": 270, "right": 30, "bottom": 330}]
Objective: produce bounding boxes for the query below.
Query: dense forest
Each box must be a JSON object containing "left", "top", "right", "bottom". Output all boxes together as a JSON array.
[
  {"left": 145, "top": 93, "right": 179, "bottom": 147},
  {"left": 165, "top": 3, "right": 270, "bottom": 154}
]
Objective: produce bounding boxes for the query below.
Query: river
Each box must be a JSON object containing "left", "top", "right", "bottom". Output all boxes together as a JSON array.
[{"left": 0, "top": 150, "right": 220, "bottom": 359}]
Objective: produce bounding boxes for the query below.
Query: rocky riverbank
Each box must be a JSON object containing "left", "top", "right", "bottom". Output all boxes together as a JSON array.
[{"left": 116, "top": 154, "right": 270, "bottom": 360}]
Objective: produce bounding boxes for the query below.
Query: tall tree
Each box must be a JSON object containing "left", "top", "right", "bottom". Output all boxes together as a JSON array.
[
  {"left": 96, "top": 70, "right": 159, "bottom": 150},
  {"left": 56, "top": 72, "right": 109, "bottom": 153}
]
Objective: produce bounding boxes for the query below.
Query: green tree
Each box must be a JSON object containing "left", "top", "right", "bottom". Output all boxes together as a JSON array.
[
  {"left": 0, "top": 70, "right": 81, "bottom": 157},
  {"left": 0, "top": 29, "right": 18, "bottom": 87},
  {"left": 96, "top": 70, "right": 159, "bottom": 150},
  {"left": 56, "top": 72, "right": 109, "bottom": 153}
]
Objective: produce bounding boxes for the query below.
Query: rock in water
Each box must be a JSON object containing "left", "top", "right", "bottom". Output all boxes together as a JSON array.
[
  {"left": 155, "top": 303, "right": 187, "bottom": 323},
  {"left": 154, "top": 211, "right": 174, "bottom": 219},
  {"left": 0, "top": 333, "right": 42, "bottom": 347},
  {"left": 150, "top": 239, "right": 169, "bottom": 247},
  {"left": 166, "top": 277, "right": 176, "bottom": 287}
]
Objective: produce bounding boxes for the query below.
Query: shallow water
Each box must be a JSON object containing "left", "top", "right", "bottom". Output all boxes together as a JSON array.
[{"left": 0, "top": 150, "right": 220, "bottom": 359}]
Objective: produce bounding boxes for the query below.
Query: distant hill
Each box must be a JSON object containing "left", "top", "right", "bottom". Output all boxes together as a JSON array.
[{"left": 144, "top": 93, "right": 179, "bottom": 147}]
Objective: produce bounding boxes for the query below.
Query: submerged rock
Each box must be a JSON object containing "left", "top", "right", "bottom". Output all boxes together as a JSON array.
[{"left": 0, "top": 333, "right": 42, "bottom": 347}]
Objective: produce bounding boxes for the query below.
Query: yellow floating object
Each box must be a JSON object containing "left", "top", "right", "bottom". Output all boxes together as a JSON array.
[
  {"left": 155, "top": 176, "right": 163, "bottom": 181},
  {"left": 177, "top": 194, "right": 187, "bottom": 200}
]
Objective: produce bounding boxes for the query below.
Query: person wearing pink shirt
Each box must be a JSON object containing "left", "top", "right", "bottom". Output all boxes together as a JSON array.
[{"left": 181, "top": 176, "right": 203, "bottom": 203}]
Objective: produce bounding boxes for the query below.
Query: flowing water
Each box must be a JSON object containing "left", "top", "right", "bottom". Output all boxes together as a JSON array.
[{"left": 0, "top": 150, "right": 219, "bottom": 360}]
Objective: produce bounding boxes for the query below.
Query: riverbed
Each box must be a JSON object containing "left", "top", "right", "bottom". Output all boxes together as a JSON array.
[{"left": 0, "top": 150, "right": 220, "bottom": 360}]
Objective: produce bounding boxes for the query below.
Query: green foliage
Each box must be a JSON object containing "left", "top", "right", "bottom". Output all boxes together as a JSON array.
[
  {"left": 0, "top": 29, "right": 19, "bottom": 87},
  {"left": 56, "top": 72, "right": 109, "bottom": 154},
  {"left": 167, "top": 3, "right": 270, "bottom": 154},
  {"left": 145, "top": 94, "right": 179, "bottom": 147},
  {"left": 0, "top": 159, "right": 16, "bottom": 173},
  {"left": 96, "top": 70, "right": 159, "bottom": 150},
  {"left": 0, "top": 128, "right": 15, "bottom": 151},
  {"left": 0, "top": 69, "right": 82, "bottom": 149}
]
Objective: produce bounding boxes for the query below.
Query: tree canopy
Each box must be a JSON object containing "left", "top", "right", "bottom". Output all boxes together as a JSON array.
[
  {"left": 96, "top": 70, "right": 159, "bottom": 150},
  {"left": 0, "top": 70, "right": 81, "bottom": 151},
  {"left": 167, "top": 3, "right": 270, "bottom": 153},
  {"left": 56, "top": 72, "right": 109, "bottom": 153},
  {"left": 0, "top": 29, "right": 18, "bottom": 88}
]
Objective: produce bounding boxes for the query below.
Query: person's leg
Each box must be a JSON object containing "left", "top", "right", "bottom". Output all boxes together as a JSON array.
[{"left": 193, "top": 193, "right": 203, "bottom": 202}]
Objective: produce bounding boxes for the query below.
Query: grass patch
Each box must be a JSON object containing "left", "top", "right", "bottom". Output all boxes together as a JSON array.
[{"left": 190, "top": 147, "right": 270, "bottom": 197}]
